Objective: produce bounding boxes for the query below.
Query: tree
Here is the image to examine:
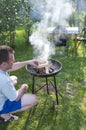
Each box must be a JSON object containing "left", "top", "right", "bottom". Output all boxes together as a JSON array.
[
  {"left": 0, "top": 0, "right": 22, "bottom": 47},
  {"left": 0, "top": 0, "right": 36, "bottom": 46}
]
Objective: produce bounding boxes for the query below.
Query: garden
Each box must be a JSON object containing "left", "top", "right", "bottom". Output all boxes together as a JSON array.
[
  {"left": 0, "top": 31, "right": 86, "bottom": 130},
  {"left": 0, "top": 0, "right": 86, "bottom": 130}
]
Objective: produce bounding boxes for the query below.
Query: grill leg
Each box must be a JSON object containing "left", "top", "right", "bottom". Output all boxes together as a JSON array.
[
  {"left": 32, "top": 75, "right": 59, "bottom": 105},
  {"left": 53, "top": 75, "right": 59, "bottom": 105},
  {"left": 45, "top": 77, "right": 49, "bottom": 94},
  {"left": 32, "top": 76, "right": 35, "bottom": 94}
]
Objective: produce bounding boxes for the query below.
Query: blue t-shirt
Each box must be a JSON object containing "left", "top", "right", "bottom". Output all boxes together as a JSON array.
[{"left": 0, "top": 70, "right": 18, "bottom": 111}]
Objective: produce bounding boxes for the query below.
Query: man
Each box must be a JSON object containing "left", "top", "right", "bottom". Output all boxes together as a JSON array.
[{"left": 0, "top": 45, "right": 38, "bottom": 123}]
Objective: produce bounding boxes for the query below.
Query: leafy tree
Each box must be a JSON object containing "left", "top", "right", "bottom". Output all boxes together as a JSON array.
[
  {"left": 0, "top": 0, "right": 34, "bottom": 46},
  {"left": 21, "top": 0, "right": 34, "bottom": 43},
  {"left": 0, "top": 0, "right": 22, "bottom": 47}
]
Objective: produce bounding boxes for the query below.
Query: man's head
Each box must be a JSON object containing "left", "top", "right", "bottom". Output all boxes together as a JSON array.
[{"left": 0, "top": 45, "right": 15, "bottom": 71}]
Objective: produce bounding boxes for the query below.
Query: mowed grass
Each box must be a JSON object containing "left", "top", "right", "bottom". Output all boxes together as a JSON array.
[{"left": 0, "top": 31, "right": 86, "bottom": 130}]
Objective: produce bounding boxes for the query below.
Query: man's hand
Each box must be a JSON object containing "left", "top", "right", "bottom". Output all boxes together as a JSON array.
[
  {"left": 15, "top": 84, "right": 29, "bottom": 101},
  {"left": 10, "top": 75, "right": 18, "bottom": 86},
  {"left": 21, "top": 84, "right": 29, "bottom": 92}
]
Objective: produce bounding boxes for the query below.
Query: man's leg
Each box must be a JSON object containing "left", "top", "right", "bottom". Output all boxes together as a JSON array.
[
  {"left": 12, "top": 93, "right": 38, "bottom": 113},
  {"left": 0, "top": 94, "right": 37, "bottom": 122},
  {"left": 20, "top": 93, "right": 38, "bottom": 111}
]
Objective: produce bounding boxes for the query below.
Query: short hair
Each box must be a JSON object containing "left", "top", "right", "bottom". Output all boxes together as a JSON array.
[{"left": 0, "top": 45, "right": 14, "bottom": 64}]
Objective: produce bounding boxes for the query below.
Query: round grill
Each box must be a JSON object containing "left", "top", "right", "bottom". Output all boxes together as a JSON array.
[{"left": 26, "top": 59, "right": 62, "bottom": 77}]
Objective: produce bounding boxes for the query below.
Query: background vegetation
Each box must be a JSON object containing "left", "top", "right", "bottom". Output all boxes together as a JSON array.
[
  {"left": 0, "top": 0, "right": 86, "bottom": 130},
  {"left": 0, "top": 32, "right": 86, "bottom": 130},
  {"left": 0, "top": 0, "right": 86, "bottom": 47}
]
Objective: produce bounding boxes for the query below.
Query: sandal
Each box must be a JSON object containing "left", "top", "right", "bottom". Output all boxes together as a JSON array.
[{"left": 0, "top": 114, "right": 18, "bottom": 123}]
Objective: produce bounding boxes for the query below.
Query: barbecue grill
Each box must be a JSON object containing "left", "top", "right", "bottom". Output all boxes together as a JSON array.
[
  {"left": 47, "top": 26, "right": 80, "bottom": 55},
  {"left": 47, "top": 25, "right": 68, "bottom": 46},
  {"left": 47, "top": 25, "right": 68, "bottom": 55},
  {"left": 26, "top": 59, "right": 62, "bottom": 105}
]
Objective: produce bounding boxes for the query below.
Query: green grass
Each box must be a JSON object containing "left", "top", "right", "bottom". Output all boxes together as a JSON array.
[{"left": 0, "top": 35, "right": 86, "bottom": 130}]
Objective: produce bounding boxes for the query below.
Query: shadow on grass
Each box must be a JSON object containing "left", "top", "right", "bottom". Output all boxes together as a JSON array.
[
  {"left": 0, "top": 121, "right": 9, "bottom": 130},
  {"left": 22, "top": 94, "right": 59, "bottom": 130}
]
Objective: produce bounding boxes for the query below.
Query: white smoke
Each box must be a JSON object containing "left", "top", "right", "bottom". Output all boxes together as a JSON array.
[
  {"left": 29, "top": 0, "right": 73, "bottom": 61},
  {"left": 30, "top": 32, "right": 55, "bottom": 61}
]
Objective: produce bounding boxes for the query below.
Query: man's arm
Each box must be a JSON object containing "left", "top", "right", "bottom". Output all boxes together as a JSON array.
[
  {"left": 15, "top": 84, "right": 28, "bottom": 101},
  {"left": 8, "top": 60, "right": 38, "bottom": 72}
]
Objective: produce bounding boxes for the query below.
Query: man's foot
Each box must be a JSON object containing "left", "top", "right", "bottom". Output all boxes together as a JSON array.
[{"left": 0, "top": 114, "right": 18, "bottom": 123}]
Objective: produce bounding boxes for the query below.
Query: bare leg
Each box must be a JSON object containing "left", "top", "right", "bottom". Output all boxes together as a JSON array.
[
  {"left": 0, "top": 93, "right": 37, "bottom": 121},
  {"left": 20, "top": 93, "right": 38, "bottom": 111},
  {"left": 12, "top": 93, "right": 38, "bottom": 113}
]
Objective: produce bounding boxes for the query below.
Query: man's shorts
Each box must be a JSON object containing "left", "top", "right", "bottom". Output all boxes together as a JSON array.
[{"left": 0, "top": 99, "right": 21, "bottom": 114}]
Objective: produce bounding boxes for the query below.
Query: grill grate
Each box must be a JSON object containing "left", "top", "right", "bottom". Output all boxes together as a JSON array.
[{"left": 26, "top": 59, "right": 62, "bottom": 77}]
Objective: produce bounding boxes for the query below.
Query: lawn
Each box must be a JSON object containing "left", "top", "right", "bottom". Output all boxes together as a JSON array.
[{"left": 0, "top": 40, "right": 86, "bottom": 130}]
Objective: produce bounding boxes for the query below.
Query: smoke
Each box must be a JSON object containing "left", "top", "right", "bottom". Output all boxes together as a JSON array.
[
  {"left": 75, "top": 0, "right": 86, "bottom": 12},
  {"left": 29, "top": 0, "right": 73, "bottom": 61},
  {"left": 30, "top": 32, "right": 55, "bottom": 61}
]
